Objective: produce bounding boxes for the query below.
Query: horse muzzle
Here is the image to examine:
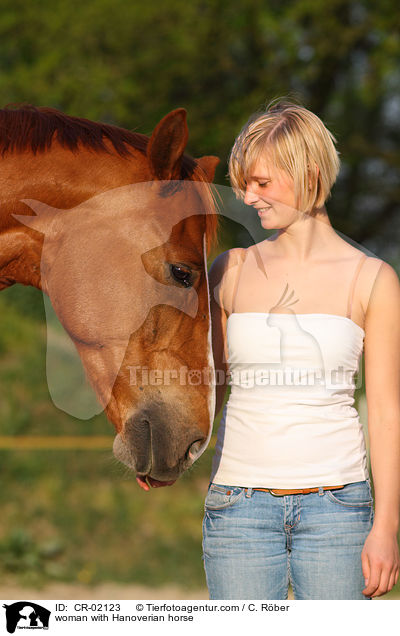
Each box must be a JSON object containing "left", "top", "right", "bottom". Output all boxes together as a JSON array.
[{"left": 113, "top": 407, "right": 208, "bottom": 481}]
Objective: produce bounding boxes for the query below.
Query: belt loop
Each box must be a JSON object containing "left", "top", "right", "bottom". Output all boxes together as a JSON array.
[
  {"left": 318, "top": 486, "right": 324, "bottom": 496},
  {"left": 245, "top": 487, "right": 253, "bottom": 498}
]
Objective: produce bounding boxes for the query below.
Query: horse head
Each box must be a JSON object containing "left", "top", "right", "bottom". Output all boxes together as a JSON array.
[{"left": 12, "top": 108, "right": 219, "bottom": 486}]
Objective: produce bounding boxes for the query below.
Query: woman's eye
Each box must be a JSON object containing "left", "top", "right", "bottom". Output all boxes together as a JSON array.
[
  {"left": 258, "top": 181, "right": 269, "bottom": 187},
  {"left": 170, "top": 264, "right": 193, "bottom": 288}
]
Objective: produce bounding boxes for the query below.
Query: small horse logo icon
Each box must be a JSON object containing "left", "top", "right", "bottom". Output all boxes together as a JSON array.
[
  {"left": 2, "top": 602, "right": 51, "bottom": 633},
  {"left": 263, "top": 283, "right": 326, "bottom": 386}
]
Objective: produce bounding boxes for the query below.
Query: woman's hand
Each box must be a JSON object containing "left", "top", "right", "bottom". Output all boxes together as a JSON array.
[{"left": 361, "top": 526, "right": 400, "bottom": 597}]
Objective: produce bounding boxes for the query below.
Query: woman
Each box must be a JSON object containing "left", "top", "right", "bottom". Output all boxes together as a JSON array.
[{"left": 202, "top": 100, "right": 400, "bottom": 600}]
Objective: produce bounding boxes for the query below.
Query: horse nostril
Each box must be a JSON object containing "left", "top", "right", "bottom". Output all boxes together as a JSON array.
[{"left": 187, "top": 439, "right": 203, "bottom": 461}]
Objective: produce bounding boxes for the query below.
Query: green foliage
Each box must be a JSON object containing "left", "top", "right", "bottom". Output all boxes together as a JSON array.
[
  {"left": 0, "top": 0, "right": 398, "bottom": 256},
  {"left": 0, "top": 0, "right": 399, "bottom": 595},
  {"left": 0, "top": 287, "right": 110, "bottom": 435},
  {"left": 0, "top": 285, "right": 213, "bottom": 589},
  {"left": 0, "top": 528, "right": 64, "bottom": 582},
  {"left": 0, "top": 448, "right": 213, "bottom": 588}
]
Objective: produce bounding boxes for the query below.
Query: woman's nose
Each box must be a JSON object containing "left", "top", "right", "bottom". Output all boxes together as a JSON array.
[{"left": 243, "top": 184, "right": 259, "bottom": 206}]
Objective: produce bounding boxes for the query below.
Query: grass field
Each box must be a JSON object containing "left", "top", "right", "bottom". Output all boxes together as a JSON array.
[
  {"left": 0, "top": 446, "right": 213, "bottom": 590},
  {"left": 1, "top": 445, "right": 398, "bottom": 599},
  {"left": 0, "top": 284, "right": 399, "bottom": 599},
  {"left": 0, "top": 285, "right": 210, "bottom": 589}
]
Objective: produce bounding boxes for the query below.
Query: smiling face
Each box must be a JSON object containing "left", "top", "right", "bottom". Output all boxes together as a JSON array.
[
  {"left": 229, "top": 102, "right": 341, "bottom": 221},
  {"left": 243, "top": 157, "right": 301, "bottom": 230}
]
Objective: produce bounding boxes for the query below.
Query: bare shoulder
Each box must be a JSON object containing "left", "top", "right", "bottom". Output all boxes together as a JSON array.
[
  {"left": 365, "top": 259, "right": 400, "bottom": 308},
  {"left": 208, "top": 247, "right": 247, "bottom": 314},
  {"left": 370, "top": 258, "right": 400, "bottom": 282},
  {"left": 358, "top": 255, "right": 399, "bottom": 315},
  {"left": 363, "top": 259, "right": 400, "bottom": 410},
  {"left": 365, "top": 258, "right": 400, "bottom": 318},
  {"left": 208, "top": 247, "right": 246, "bottom": 285}
]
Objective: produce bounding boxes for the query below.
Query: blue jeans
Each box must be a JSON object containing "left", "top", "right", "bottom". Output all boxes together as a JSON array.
[{"left": 202, "top": 480, "right": 374, "bottom": 600}]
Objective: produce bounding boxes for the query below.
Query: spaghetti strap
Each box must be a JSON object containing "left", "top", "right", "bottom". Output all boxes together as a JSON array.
[
  {"left": 231, "top": 246, "right": 269, "bottom": 313},
  {"left": 231, "top": 248, "right": 246, "bottom": 314},
  {"left": 252, "top": 244, "right": 269, "bottom": 282},
  {"left": 346, "top": 253, "right": 368, "bottom": 320}
]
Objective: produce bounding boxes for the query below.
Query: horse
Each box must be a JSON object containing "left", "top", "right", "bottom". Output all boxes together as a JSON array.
[{"left": 0, "top": 104, "right": 219, "bottom": 489}]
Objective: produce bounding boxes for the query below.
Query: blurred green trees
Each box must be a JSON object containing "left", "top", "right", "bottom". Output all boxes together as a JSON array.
[
  {"left": 0, "top": 0, "right": 398, "bottom": 257},
  {"left": 0, "top": 0, "right": 399, "bottom": 594}
]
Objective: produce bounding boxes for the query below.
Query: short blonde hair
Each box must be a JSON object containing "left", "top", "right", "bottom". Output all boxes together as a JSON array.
[{"left": 228, "top": 100, "right": 340, "bottom": 213}]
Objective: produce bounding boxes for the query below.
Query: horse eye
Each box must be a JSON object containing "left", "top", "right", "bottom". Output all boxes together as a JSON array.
[{"left": 170, "top": 264, "right": 193, "bottom": 287}]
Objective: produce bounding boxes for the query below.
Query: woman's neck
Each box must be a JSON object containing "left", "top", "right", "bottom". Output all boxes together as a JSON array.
[{"left": 267, "top": 207, "right": 340, "bottom": 262}]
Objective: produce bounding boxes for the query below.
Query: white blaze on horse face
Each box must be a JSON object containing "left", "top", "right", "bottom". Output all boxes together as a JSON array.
[{"left": 188, "top": 231, "right": 215, "bottom": 463}]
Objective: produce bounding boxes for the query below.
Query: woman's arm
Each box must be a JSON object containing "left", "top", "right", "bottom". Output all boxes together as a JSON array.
[{"left": 362, "top": 261, "right": 400, "bottom": 598}]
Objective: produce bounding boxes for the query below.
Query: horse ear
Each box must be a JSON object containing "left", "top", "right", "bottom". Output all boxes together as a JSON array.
[
  {"left": 195, "top": 156, "right": 220, "bottom": 183},
  {"left": 147, "top": 109, "right": 189, "bottom": 180}
]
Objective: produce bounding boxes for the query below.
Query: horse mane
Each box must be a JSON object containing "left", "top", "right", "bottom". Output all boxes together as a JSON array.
[{"left": 0, "top": 104, "right": 219, "bottom": 251}]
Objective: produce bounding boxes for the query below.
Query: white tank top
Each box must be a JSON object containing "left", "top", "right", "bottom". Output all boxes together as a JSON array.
[{"left": 210, "top": 251, "right": 371, "bottom": 488}]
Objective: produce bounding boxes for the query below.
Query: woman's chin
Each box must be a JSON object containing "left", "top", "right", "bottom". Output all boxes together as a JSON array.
[{"left": 259, "top": 217, "right": 275, "bottom": 229}]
